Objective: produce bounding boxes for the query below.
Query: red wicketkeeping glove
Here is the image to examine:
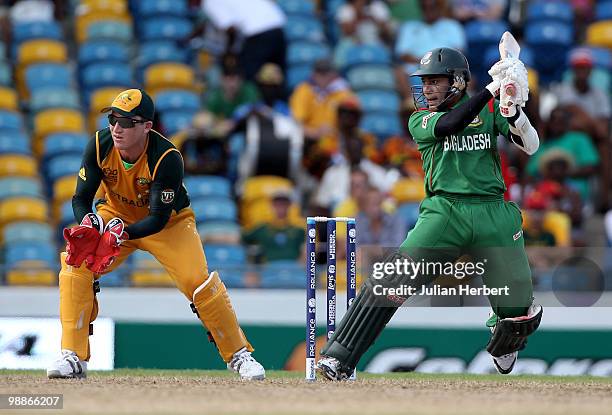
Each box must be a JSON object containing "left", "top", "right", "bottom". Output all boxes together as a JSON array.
[
  {"left": 63, "top": 213, "right": 104, "bottom": 267},
  {"left": 86, "top": 217, "right": 127, "bottom": 274}
]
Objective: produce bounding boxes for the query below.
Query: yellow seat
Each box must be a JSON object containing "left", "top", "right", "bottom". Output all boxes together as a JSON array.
[
  {"left": 7, "top": 266, "right": 56, "bottom": 286},
  {"left": 0, "top": 154, "right": 38, "bottom": 177},
  {"left": 241, "top": 176, "right": 294, "bottom": 205},
  {"left": 144, "top": 63, "right": 196, "bottom": 92},
  {"left": 78, "top": 0, "right": 128, "bottom": 15},
  {"left": 88, "top": 87, "right": 124, "bottom": 132},
  {"left": 52, "top": 176, "right": 77, "bottom": 220},
  {"left": 241, "top": 198, "right": 302, "bottom": 229},
  {"left": 131, "top": 270, "right": 174, "bottom": 287},
  {"left": 0, "top": 197, "right": 49, "bottom": 227},
  {"left": 18, "top": 39, "right": 67, "bottom": 67},
  {"left": 33, "top": 109, "right": 86, "bottom": 153},
  {"left": 391, "top": 178, "right": 425, "bottom": 203},
  {"left": 0, "top": 86, "right": 18, "bottom": 111},
  {"left": 586, "top": 20, "right": 612, "bottom": 49},
  {"left": 75, "top": 11, "right": 132, "bottom": 43}
]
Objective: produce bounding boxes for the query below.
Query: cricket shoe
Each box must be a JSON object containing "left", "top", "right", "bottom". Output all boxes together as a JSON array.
[
  {"left": 47, "top": 349, "right": 87, "bottom": 379},
  {"left": 316, "top": 356, "right": 350, "bottom": 381},
  {"left": 492, "top": 351, "right": 518, "bottom": 374},
  {"left": 227, "top": 348, "right": 265, "bottom": 380}
]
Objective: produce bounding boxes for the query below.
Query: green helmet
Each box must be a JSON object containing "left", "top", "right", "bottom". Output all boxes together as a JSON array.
[{"left": 411, "top": 47, "right": 471, "bottom": 82}]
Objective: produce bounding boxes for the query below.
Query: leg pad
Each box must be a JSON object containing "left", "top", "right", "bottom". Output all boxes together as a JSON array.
[{"left": 487, "top": 304, "right": 543, "bottom": 357}]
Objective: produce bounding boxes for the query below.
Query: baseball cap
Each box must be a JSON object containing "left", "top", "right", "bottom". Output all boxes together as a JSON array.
[{"left": 101, "top": 88, "right": 155, "bottom": 120}]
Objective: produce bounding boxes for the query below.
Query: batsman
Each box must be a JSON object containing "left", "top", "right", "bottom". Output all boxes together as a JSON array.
[
  {"left": 46, "top": 88, "right": 265, "bottom": 380},
  {"left": 317, "top": 43, "right": 543, "bottom": 380}
]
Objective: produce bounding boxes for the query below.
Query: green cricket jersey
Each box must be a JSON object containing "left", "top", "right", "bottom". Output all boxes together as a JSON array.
[{"left": 409, "top": 95, "right": 511, "bottom": 197}]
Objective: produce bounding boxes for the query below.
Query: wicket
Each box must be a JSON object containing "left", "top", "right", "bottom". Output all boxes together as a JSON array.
[{"left": 305, "top": 216, "right": 357, "bottom": 381}]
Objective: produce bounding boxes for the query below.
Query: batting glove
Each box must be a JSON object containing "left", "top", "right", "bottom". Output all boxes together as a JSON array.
[
  {"left": 86, "top": 217, "right": 127, "bottom": 274},
  {"left": 63, "top": 213, "right": 104, "bottom": 267}
]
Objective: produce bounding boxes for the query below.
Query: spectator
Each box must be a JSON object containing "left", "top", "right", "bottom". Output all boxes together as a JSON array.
[
  {"left": 523, "top": 191, "right": 557, "bottom": 247},
  {"left": 205, "top": 54, "right": 260, "bottom": 120},
  {"left": 242, "top": 190, "right": 305, "bottom": 263},
  {"left": 333, "top": 168, "right": 371, "bottom": 220},
  {"left": 387, "top": 0, "right": 422, "bottom": 22},
  {"left": 556, "top": 49, "right": 611, "bottom": 144},
  {"left": 334, "top": 0, "right": 394, "bottom": 67},
  {"left": 201, "top": 0, "right": 287, "bottom": 81},
  {"left": 395, "top": 0, "right": 466, "bottom": 74},
  {"left": 253, "top": 63, "right": 290, "bottom": 115},
  {"left": 314, "top": 133, "right": 399, "bottom": 213},
  {"left": 450, "top": 0, "right": 507, "bottom": 23},
  {"left": 526, "top": 106, "right": 599, "bottom": 203},
  {"left": 536, "top": 150, "right": 583, "bottom": 230},
  {"left": 356, "top": 186, "right": 408, "bottom": 246},
  {"left": 289, "top": 59, "right": 353, "bottom": 175}
]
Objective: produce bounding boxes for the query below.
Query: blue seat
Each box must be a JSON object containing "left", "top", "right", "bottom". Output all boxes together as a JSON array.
[
  {"left": 596, "top": 2, "right": 612, "bottom": 20},
  {"left": 95, "top": 114, "right": 108, "bottom": 131},
  {"left": 5, "top": 241, "right": 56, "bottom": 268},
  {"left": 160, "top": 110, "right": 197, "bottom": 136},
  {"left": 287, "top": 41, "right": 330, "bottom": 66},
  {"left": 347, "top": 65, "right": 395, "bottom": 91},
  {"left": 525, "top": 21, "right": 573, "bottom": 85},
  {"left": 11, "top": 21, "right": 62, "bottom": 56},
  {"left": 526, "top": 1, "right": 574, "bottom": 23},
  {"left": 259, "top": 260, "right": 304, "bottom": 288},
  {"left": 3, "top": 221, "right": 54, "bottom": 245},
  {"left": 396, "top": 202, "right": 420, "bottom": 229},
  {"left": 87, "top": 20, "right": 133, "bottom": 43},
  {"left": 0, "top": 177, "right": 43, "bottom": 200},
  {"left": 155, "top": 90, "right": 200, "bottom": 113},
  {"left": 0, "top": 132, "right": 30, "bottom": 155},
  {"left": 78, "top": 40, "right": 129, "bottom": 68},
  {"left": 465, "top": 20, "right": 509, "bottom": 78},
  {"left": 136, "top": 41, "right": 188, "bottom": 75},
  {"left": 184, "top": 175, "right": 232, "bottom": 199},
  {"left": 360, "top": 112, "right": 402, "bottom": 139},
  {"left": 46, "top": 154, "right": 82, "bottom": 183},
  {"left": 99, "top": 268, "right": 128, "bottom": 287},
  {"left": 357, "top": 90, "right": 400, "bottom": 113},
  {"left": 59, "top": 199, "right": 74, "bottom": 228},
  {"left": 576, "top": 47, "right": 612, "bottom": 69},
  {"left": 136, "top": 0, "right": 188, "bottom": 17},
  {"left": 30, "top": 87, "right": 80, "bottom": 113},
  {"left": 139, "top": 17, "right": 193, "bottom": 41},
  {"left": 132, "top": 250, "right": 161, "bottom": 268},
  {"left": 278, "top": 0, "right": 316, "bottom": 15},
  {"left": 43, "top": 132, "right": 89, "bottom": 160},
  {"left": 197, "top": 220, "right": 241, "bottom": 241},
  {"left": 287, "top": 64, "right": 312, "bottom": 90},
  {"left": 284, "top": 16, "right": 325, "bottom": 42},
  {"left": 81, "top": 62, "right": 133, "bottom": 92},
  {"left": 205, "top": 244, "right": 246, "bottom": 266},
  {"left": 0, "top": 110, "right": 24, "bottom": 132},
  {"left": 191, "top": 197, "right": 238, "bottom": 222},
  {"left": 0, "top": 61, "right": 11, "bottom": 86},
  {"left": 342, "top": 44, "right": 391, "bottom": 71},
  {"left": 25, "top": 63, "right": 72, "bottom": 92}
]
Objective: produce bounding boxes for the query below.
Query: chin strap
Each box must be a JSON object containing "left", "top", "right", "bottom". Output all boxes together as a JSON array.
[{"left": 432, "top": 74, "right": 467, "bottom": 111}]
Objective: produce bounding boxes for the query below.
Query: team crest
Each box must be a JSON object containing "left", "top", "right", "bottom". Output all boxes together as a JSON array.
[
  {"left": 420, "top": 51, "right": 432, "bottom": 65},
  {"left": 136, "top": 177, "right": 151, "bottom": 187},
  {"left": 161, "top": 189, "right": 174, "bottom": 204},
  {"left": 468, "top": 115, "right": 483, "bottom": 127}
]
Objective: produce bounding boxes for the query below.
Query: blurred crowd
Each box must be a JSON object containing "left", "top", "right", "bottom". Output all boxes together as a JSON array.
[{"left": 0, "top": 0, "right": 610, "bottom": 289}]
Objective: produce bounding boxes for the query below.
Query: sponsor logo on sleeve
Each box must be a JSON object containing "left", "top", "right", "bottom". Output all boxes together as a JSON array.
[
  {"left": 79, "top": 167, "right": 86, "bottom": 181},
  {"left": 161, "top": 189, "right": 175, "bottom": 204},
  {"left": 422, "top": 112, "right": 436, "bottom": 129}
]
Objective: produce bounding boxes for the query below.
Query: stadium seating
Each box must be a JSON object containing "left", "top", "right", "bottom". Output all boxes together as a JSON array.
[
  {"left": 25, "top": 63, "right": 72, "bottom": 93},
  {"left": 586, "top": 20, "right": 612, "bottom": 50},
  {"left": 86, "top": 20, "right": 133, "bottom": 44},
  {"left": 0, "top": 177, "right": 43, "bottom": 200},
  {"left": 0, "top": 155, "right": 38, "bottom": 177},
  {"left": 139, "top": 16, "right": 193, "bottom": 42},
  {"left": 130, "top": 250, "right": 174, "bottom": 287},
  {"left": 0, "top": 110, "right": 24, "bottom": 132},
  {"left": 2, "top": 221, "right": 54, "bottom": 245},
  {"left": 135, "top": 0, "right": 189, "bottom": 18},
  {"left": 160, "top": 110, "right": 198, "bottom": 136},
  {"left": 42, "top": 132, "right": 88, "bottom": 161},
  {"left": 155, "top": 89, "right": 200, "bottom": 113},
  {"left": 526, "top": 1, "right": 574, "bottom": 24},
  {"left": 197, "top": 221, "right": 241, "bottom": 244},
  {"left": 45, "top": 154, "right": 82, "bottom": 184},
  {"left": 278, "top": 0, "right": 316, "bottom": 15},
  {"left": 191, "top": 197, "right": 238, "bottom": 223},
  {"left": 259, "top": 260, "right": 304, "bottom": 288},
  {"left": 360, "top": 113, "right": 402, "bottom": 141},
  {"left": 184, "top": 175, "right": 232, "bottom": 200},
  {"left": 0, "top": 133, "right": 30, "bottom": 155},
  {"left": 78, "top": 40, "right": 130, "bottom": 69},
  {"left": 0, "top": 197, "right": 48, "bottom": 227},
  {"left": 0, "top": 62, "right": 11, "bottom": 86},
  {"left": 347, "top": 65, "right": 395, "bottom": 91},
  {"left": 285, "top": 16, "right": 325, "bottom": 42},
  {"left": 144, "top": 62, "right": 196, "bottom": 94},
  {"left": 0, "top": 87, "right": 18, "bottom": 111},
  {"left": 75, "top": 10, "right": 132, "bottom": 43},
  {"left": 30, "top": 88, "right": 80, "bottom": 114},
  {"left": 525, "top": 21, "right": 574, "bottom": 84},
  {"left": 342, "top": 44, "right": 391, "bottom": 71}
]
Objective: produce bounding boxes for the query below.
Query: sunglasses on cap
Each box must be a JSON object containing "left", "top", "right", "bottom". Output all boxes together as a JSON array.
[{"left": 108, "top": 114, "right": 148, "bottom": 128}]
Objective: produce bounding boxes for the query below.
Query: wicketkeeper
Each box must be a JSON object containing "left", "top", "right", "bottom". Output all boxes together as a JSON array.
[
  {"left": 47, "top": 89, "right": 265, "bottom": 380},
  {"left": 317, "top": 47, "right": 543, "bottom": 379}
]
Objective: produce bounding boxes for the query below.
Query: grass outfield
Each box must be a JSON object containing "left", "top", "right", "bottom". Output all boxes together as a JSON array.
[{"left": 1, "top": 369, "right": 612, "bottom": 414}]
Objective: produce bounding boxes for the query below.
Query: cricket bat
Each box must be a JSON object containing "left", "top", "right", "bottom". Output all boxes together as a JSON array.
[{"left": 498, "top": 31, "right": 521, "bottom": 116}]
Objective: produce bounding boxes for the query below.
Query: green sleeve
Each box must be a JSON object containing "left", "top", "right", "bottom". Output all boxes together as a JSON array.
[
  {"left": 493, "top": 100, "right": 510, "bottom": 138},
  {"left": 571, "top": 132, "right": 600, "bottom": 167},
  {"left": 408, "top": 110, "right": 445, "bottom": 144},
  {"left": 205, "top": 89, "right": 222, "bottom": 115},
  {"left": 242, "top": 225, "right": 264, "bottom": 245}
]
